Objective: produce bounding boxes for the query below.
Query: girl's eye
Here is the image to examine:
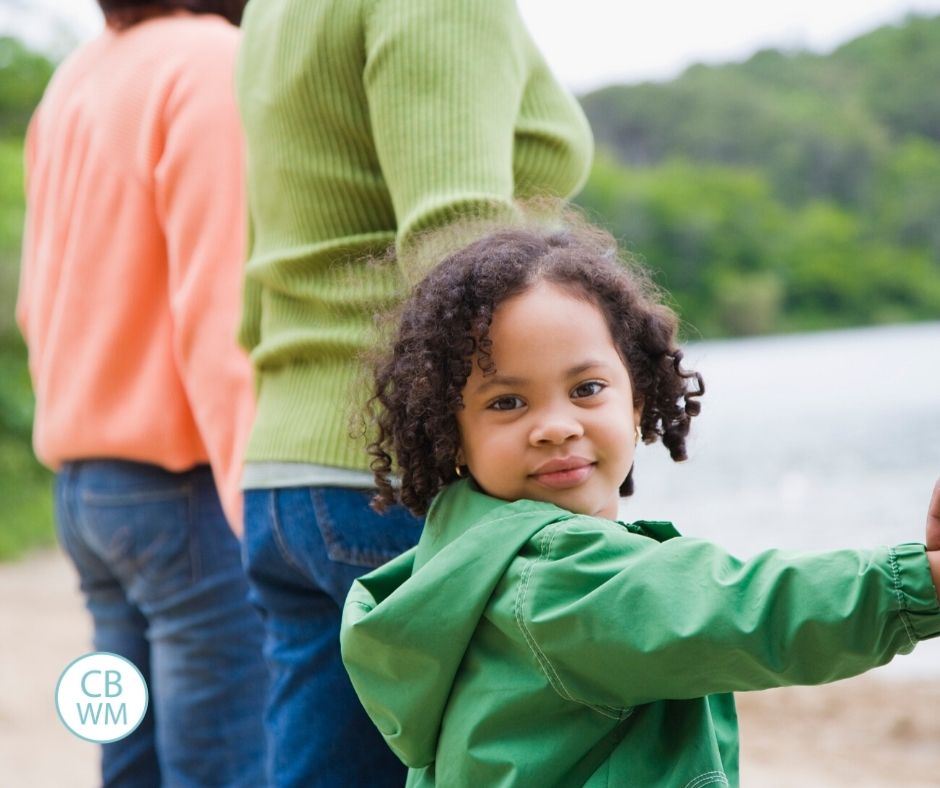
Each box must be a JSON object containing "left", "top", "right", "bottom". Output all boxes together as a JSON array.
[
  {"left": 488, "top": 395, "right": 525, "bottom": 411},
  {"left": 572, "top": 381, "right": 605, "bottom": 399}
]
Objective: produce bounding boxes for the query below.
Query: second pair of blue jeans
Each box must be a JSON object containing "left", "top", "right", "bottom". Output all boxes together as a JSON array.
[{"left": 243, "top": 486, "right": 422, "bottom": 788}]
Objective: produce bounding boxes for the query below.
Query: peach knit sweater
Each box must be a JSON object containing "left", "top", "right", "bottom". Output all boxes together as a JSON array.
[{"left": 16, "top": 14, "right": 252, "bottom": 531}]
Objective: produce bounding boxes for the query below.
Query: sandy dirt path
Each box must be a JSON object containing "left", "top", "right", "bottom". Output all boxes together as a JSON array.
[
  {"left": 0, "top": 548, "right": 97, "bottom": 787},
  {"left": 1, "top": 548, "right": 937, "bottom": 787}
]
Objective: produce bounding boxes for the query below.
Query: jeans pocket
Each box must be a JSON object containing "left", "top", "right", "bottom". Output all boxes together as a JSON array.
[
  {"left": 79, "top": 484, "right": 195, "bottom": 599},
  {"left": 309, "top": 488, "right": 422, "bottom": 568}
]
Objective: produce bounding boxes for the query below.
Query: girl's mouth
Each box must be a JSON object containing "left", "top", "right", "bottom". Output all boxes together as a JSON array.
[{"left": 531, "top": 459, "right": 595, "bottom": 489}]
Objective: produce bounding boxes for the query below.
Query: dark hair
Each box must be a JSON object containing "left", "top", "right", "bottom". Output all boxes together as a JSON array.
[
  {"left": 98, "top": 1, "right": 245, "bottom": 28},
  {"left": 367, "top": 216, "right": 704, "bottom": 517}
]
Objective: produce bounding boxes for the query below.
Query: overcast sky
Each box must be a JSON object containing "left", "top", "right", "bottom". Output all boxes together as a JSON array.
[{"left": 5, "top": 0, "right": 940, "bottom": 92}]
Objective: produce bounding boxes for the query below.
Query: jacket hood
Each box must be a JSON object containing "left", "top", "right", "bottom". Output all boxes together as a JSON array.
[{"left": 340, "top": 480, "right": 571, "bottom": 768}]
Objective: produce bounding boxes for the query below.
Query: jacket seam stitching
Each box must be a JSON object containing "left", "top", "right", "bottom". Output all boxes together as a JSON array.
[
  {"left": 889, "top": 547, "right": 918, "bottom": 649},
  {"left": 683, "top": 770, "right": 729, "bottom": 788},
  {"left": 514, "top": 522, "right": 628, "bottom": 720}
]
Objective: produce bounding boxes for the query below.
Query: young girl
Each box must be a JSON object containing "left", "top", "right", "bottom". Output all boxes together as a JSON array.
[{"left": 340, "top": 219, "right": 940, "bottom": 787}]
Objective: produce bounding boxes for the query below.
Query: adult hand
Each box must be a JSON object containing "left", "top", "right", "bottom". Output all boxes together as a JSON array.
[{"left": 926, "top": 478, "right": 940, "bottom": 602}]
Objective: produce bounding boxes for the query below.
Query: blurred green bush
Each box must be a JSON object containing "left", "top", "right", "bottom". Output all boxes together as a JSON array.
[{"left": 1, "top": 132, "right": 54, "bottom": 560}]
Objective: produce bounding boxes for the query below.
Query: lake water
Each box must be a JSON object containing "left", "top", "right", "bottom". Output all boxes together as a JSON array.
[{"left": 619, "top": 321, "right": 940, "bottom": 678}]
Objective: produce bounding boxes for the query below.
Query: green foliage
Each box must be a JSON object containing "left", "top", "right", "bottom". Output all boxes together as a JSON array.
[
  {"left": 779, "top": 202, "right": 940, "bottom": 325},
  {"left": 0, "top": 131, "right": 54, "bottom": 559},
  {"left": 710, "top": 271, "right": 784, "bottom": 337},
  {"left": 0, "top": 36, "right": 57, "bottom": 559},
  {"left": 0, "top": 37, "right": 54, "bottom": 137},
  {"left": 833, "top": 15, "right": 940, "bottom": 142},
  {"left": 870, "top": 137, "right": 940, "bottom": 257},
  {"left": 577, "top": 14, "right": 940, "bottom": 337},
  {"left": 1, "top": 138, "right": 26, "bottom": 338},
  {"left": 579, "top": 155, "right": 787, "bottom": 336},
  {"left": 581, "top": 55, "right": 887, "bottom": 206},
  {"left": 577, "top": 151, "right": 940, "bottom": 337},
  {"left": 0, "top": 337, "right": 54, "bottom": 561}
]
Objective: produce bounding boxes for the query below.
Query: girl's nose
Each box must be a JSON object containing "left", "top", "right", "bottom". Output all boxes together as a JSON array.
[{"left": 529, "top": 412, "right": 584, "bottom": 445}]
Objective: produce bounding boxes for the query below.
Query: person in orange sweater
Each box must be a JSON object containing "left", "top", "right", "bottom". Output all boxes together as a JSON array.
[{"left": 16, "top": 2, "right": 266, "bottom": 785}]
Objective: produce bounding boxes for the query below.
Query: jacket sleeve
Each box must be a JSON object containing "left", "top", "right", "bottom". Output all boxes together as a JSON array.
[
  {"left": 363, "top": 0, "right": 528, "bottom": 281},
  {"left": 154, "top": 32, "right": 254, "bottom": 533},
  {"left": 517, "top": 518, "right": 940, "bottom": 710}
]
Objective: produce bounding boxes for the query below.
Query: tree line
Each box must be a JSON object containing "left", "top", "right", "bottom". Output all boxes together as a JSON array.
[{"left": 575, "top": 14, "right": 940, "bottom": 336}]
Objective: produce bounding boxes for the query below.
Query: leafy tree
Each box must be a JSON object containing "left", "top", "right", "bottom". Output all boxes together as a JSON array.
[
  {"left": 577, "top": 154, "right": 788, "bottom": 335},
  {"left": 869, "top": 137, "right": 940, "bottom": 259},
  {"left": 834, "top": 15, "right": 940, "bottom": 143},
  {"left": 576, "top": 14, "right": 940, "bottom": 337},
  {"left": 576, "top": 150, "right": 940, "bottom": 337},
  {"left": 0, "top": 37, "right": 54, "bottom": 136},
  {"left": 581, "top": 56, "right": 887, "bottom": 206}
]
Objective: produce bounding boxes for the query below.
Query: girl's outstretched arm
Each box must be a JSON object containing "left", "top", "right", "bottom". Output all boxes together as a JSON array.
[
  {"left": 515, "top": 515, "right": 940, "bottom": 708},
  {"left": 926, "top": 478, "right": 940, "bottom": 599}
]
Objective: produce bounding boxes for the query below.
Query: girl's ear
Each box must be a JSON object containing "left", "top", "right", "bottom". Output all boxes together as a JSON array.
[{"left": 455, "top": 448, "right": 466, "bottom": 467}]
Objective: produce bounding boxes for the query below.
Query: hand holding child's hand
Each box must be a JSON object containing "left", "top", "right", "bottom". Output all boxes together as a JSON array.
[{"left": 926, "top": 478, "right": 940, "bottom": 602}]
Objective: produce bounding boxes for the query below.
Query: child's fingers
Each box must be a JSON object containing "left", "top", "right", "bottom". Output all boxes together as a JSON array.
[{"left": 926, "top": 478, "right": 940, "bottom": 552}]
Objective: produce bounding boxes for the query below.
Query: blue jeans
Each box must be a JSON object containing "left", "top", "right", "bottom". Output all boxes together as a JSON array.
[
  {"left": 243, "top": 487, "right": 423, "bottom": 788},
  {"left": 55, "top": 461, "right": 267, "bottom": 788}
]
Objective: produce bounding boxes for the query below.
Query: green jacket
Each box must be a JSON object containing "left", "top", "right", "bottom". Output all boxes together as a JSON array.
[{"left": 342, "top": 481, "right": 940, "bottom": 786}]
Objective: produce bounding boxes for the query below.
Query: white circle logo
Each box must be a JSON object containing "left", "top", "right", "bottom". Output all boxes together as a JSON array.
[{"left": 55, "top": 652, "right": 149, "bottom": 743}]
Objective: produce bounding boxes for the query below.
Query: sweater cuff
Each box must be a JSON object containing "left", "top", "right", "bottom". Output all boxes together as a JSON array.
[{"left": 891, "top": 543, "right": 940, "bottom": 642}]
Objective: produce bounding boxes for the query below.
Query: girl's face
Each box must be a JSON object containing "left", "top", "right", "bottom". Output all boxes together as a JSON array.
[{"left": 456, "top": 281, "right": 640, "bottom": 520}]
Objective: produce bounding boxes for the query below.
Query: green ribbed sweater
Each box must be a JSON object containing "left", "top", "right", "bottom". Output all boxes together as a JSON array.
[{"left": 236, "top": 0, "right": 594, "bottom": 469}]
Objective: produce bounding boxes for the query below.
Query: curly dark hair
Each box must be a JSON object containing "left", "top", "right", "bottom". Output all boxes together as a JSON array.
[
  {"left": 367, "top": 218, "right": 704, "bottom": 516},
  {"left": 98, "top": 1, "right": 245, "bottom": 28}
]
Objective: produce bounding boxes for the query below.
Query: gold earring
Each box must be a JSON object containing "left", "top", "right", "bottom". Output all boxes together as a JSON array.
[
  {"left": 455, "top": 464, "right": 464, "bottom": 478},
  {"left": 634, "top": 425, "right": 642, "bottom": 445}
]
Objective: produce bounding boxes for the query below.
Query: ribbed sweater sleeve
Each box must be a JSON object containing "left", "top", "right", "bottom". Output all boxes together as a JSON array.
[{"left": 365, "top": 0, "right": 525, "bottom": 280}]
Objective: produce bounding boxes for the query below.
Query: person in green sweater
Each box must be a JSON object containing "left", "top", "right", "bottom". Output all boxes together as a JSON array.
[
  {"left": 341, "top": 218, "right": 940, "bottom": 786},
  {"left": 235, "top": 1, "right": 593, "bottom": 784}
]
